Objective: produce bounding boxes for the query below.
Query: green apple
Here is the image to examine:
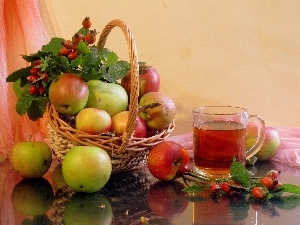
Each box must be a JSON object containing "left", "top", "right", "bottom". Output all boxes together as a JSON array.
[
  {"left": 64, "top": 192, "right": 113, "bottom": 225},
  {"left": 11, "top": 178, "right": 54, "bottom": 216},
  {"left": 139, "top": 92, "right": 176, "bottom": 131},
  {"left": 246, "top": 126, "right": 280, "bottom": 161},
  {"left": 62, "top": 146, "right": 112, "bottom": 193},
  {"left": 9, "top": 141, "right": 52, "bottom": 178},
  {"left": 49, "top": 73, "right": 89, "bottom": 115},
  {"left": 76, "top": 108, "right": 112, "bottom": 134},
  {"left": 86, "top": 80, "right": 128, "bottom": 117}
]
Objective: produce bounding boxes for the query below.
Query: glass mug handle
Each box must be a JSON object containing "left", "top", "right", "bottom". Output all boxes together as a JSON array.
[{"left": 246, "top": 115, "right": 265, "bottom": 159}]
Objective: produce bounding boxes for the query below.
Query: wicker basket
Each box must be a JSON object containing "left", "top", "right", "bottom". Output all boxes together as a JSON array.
[{"left": 46, "top": 19, "right": 175, "bottom": 173}]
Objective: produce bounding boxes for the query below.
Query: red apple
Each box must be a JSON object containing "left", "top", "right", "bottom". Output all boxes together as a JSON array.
[
  {"left": 75, "top": 108, "right": 112, "bottom": 135},
  {"left": 139, "top": 92, "right": 176, "bottom": 131},
  {"left": 148, "top": 180, "right": 189, "bottom": 219},
  {"left": 246, "top": 125, "right": 280, "bottom": 161},
  {"left": 49, "top": 73, "right": 89, "bottom": 115},
  {"left": 111, "top": 111, "right": 147, "bottom": 138},
  {"left": 121, "top": 64, "right": 160, "bottom": 97},
  {"left": 147, "top": 141, "right": 190, "bottom": 181}
]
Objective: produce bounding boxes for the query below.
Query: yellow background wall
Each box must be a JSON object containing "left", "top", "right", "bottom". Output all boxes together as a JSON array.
[{"left": 41, "top": 1, "right": 300, "bottom": 135}]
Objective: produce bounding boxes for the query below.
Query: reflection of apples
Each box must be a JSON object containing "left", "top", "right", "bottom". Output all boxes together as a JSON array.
[
  {"left": 62, "top": 146, "right": 112, "bottom": 193},
  {"left": 246, "top": 126, "right": 280, "bottom": 161},
  {"left": 148, "top": 180, "right": 188, "bottom": 219},
  {"left": 121, "top": 64, "right": 160, "bottom": 97},
  {"left": 52, "top": 163, "right": 67, "bottom": 192},
  {"left": 111, "top": 111, "right": 147, "bottom": 138},
  {"left": 76, "top": 108, "right": 112, "bottom": 134},
  {"left": 11, "top": 178, "right": 54, "bottom": 216},
  {"left": 147, "top": 141, "right": 190, "bottom": 181},
  {"left": 49, "top": 73, "right": 89, "bottom": 115},
  {"left": 139, "top": 92, "right": 176, "bottom": 131},
  {"left": 64, "top": 192, "right": 113, "bottom": 225},
  {"left": 9, "top": 141, "right": 52, "bottom": 178},
  {"left": 86, "top": 80, "right": 128, "bottom": 117}
]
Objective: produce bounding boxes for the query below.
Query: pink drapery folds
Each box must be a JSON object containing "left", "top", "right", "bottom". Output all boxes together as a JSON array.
[{"left": 0, "top": 0, "right": 49, "bottom": 158}]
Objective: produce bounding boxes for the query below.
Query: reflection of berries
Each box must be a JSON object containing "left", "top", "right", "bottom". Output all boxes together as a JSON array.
[
  {"left": 29, "top": 85, "right": 37, "bottom": 95},
  {"left": 82, "top": 17, "right": 92, "bottom": 29}
]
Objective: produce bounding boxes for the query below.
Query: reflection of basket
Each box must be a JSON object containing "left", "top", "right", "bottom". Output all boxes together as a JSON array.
[{"left": 46, "top": 19, "right": 174, "bottom": 173}]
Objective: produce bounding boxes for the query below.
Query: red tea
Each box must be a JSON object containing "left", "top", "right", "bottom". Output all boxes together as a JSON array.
[{"left": 193, "top": 121, "right": 246, "bottom": 177}]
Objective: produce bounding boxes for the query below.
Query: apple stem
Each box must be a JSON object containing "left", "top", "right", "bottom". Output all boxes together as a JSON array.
[{"left": 138, "top": 102, "right": 161, "bottom": 113}]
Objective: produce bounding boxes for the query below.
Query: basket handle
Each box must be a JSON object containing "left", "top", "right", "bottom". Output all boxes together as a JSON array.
[{"left": 97, "top": 19, "right": 139, "bottom": 154}]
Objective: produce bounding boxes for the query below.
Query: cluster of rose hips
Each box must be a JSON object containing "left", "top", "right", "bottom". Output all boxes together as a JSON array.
[
  {"left": 27, "top": 60, "right": 48, "bottom": 96},
  {"left": 210, "top": 170, "right": 281, "bottom": 200},
  {"left": 58, "top": 17, "right": 97, "bottom": 60}
]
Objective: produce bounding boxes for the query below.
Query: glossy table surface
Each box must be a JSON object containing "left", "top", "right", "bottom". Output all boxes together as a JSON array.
[{"left": 1, "top": 157, "right": 300, "bottom": 225}]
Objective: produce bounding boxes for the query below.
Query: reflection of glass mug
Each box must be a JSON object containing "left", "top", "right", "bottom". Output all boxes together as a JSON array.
[{"left": 193, "top": 106, "right": 265, "bottom": 178}]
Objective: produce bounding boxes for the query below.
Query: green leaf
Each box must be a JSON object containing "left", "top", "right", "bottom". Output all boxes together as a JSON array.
[
  {"left": 272, "top": 184, "right": 300, "bottom": 195},
  {"left": 27, "top": 97, "right": 48, "bottom": 121},
  {"left": 230, "top": 159, "right": 250, "bottom": 187},
  {"left": 6, "top": 67, "right": 31, "bottom": 82},
  {"left": 77, "top": 40, "right": 91, "bottom": 55},
  {"left": 16, "top": 92, "right": 34, "bottom": 115},
  {"left": 41, "top": 37, "right": 64, "bottom": 55},
  {"left": 106, "top": 60, "right": 130, "bottom": 82},
  {"left": 183, "top": 184, "right": 206, "bottom": 193},
  {"left": 106, "top": 52, "right": 119, "bottom": 66}
]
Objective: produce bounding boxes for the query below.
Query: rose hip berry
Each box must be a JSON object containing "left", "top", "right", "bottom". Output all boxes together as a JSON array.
[
  {"left": 82, "top": 17, "right": 92, "bottom": 29},
  {"left": 29, "top": 85, "right": 37, "bottom": 95},
  {"left": 266, "top": 170, "right": 280, "bottom": 180},
  {"left": 251, "top": 186, "right": 267, "bottom": 199},
  {"left": 210, "top": 183, "right": 220, "bottom": 193},
  {"left": 260, "top": 177, "right": 274, "bottom": 190},
  {"left": 221, "top": 182, "right": 231, "bottom": 193}
]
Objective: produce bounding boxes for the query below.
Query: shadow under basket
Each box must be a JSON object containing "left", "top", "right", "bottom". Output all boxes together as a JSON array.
[{"left": 46, "top": 19, "right": 174, "bottom": 174}]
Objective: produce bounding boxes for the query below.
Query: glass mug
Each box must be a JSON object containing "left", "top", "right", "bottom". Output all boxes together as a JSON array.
[{"left": 193, "top": 106, "right": 265, "bottom": 178}]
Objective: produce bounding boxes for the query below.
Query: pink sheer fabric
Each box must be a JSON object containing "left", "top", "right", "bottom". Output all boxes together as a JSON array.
[
  {"left": 0, "top": 0, "right": 49, "bottom": 158},
  {"left": 166, "top": 127, "right": 300, "bottom": 168},
  {"left": 0, "top": 1, "right": 49, "bottom": 224}
]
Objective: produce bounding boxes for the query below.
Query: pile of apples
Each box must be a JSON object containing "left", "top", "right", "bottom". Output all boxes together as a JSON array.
[{"left": 49, "top": 64, "right": 176, "bottom": 138}]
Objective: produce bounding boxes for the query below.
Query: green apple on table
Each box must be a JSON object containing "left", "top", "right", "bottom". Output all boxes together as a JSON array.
[
  {"left": 86, "top": 80, "right": 128, "bottom": 117},
  {"left": 62, "top": 146, "right": 112, "bottom": 193},
  {"left": 9, "top": 141, "right": 52, "bottom": 178}
]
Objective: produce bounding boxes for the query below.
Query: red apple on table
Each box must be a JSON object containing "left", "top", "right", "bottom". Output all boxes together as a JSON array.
[
  {"left": 148, "top": 180, "right": 189, "bottom": 219},
  {"left": 246, "top": 125, "right": 281, "bottom": 161},
  {"left": 147, "top": 141, "right": 190, "bottom": 181},
  {"left": 76, "top": 108, "right": 112, "bottom": 135},
  {"left": 111, "top": 111, "right": 147, "bottom": 138},
  {"left": 121, "top": 64, "right": 160, "bottom": 97},
  {"left": 139, "top": 92, "right": 176, "bottom": 131},
  {"left": 49, "top": 73, "right": 89, "bottom": 115}
]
